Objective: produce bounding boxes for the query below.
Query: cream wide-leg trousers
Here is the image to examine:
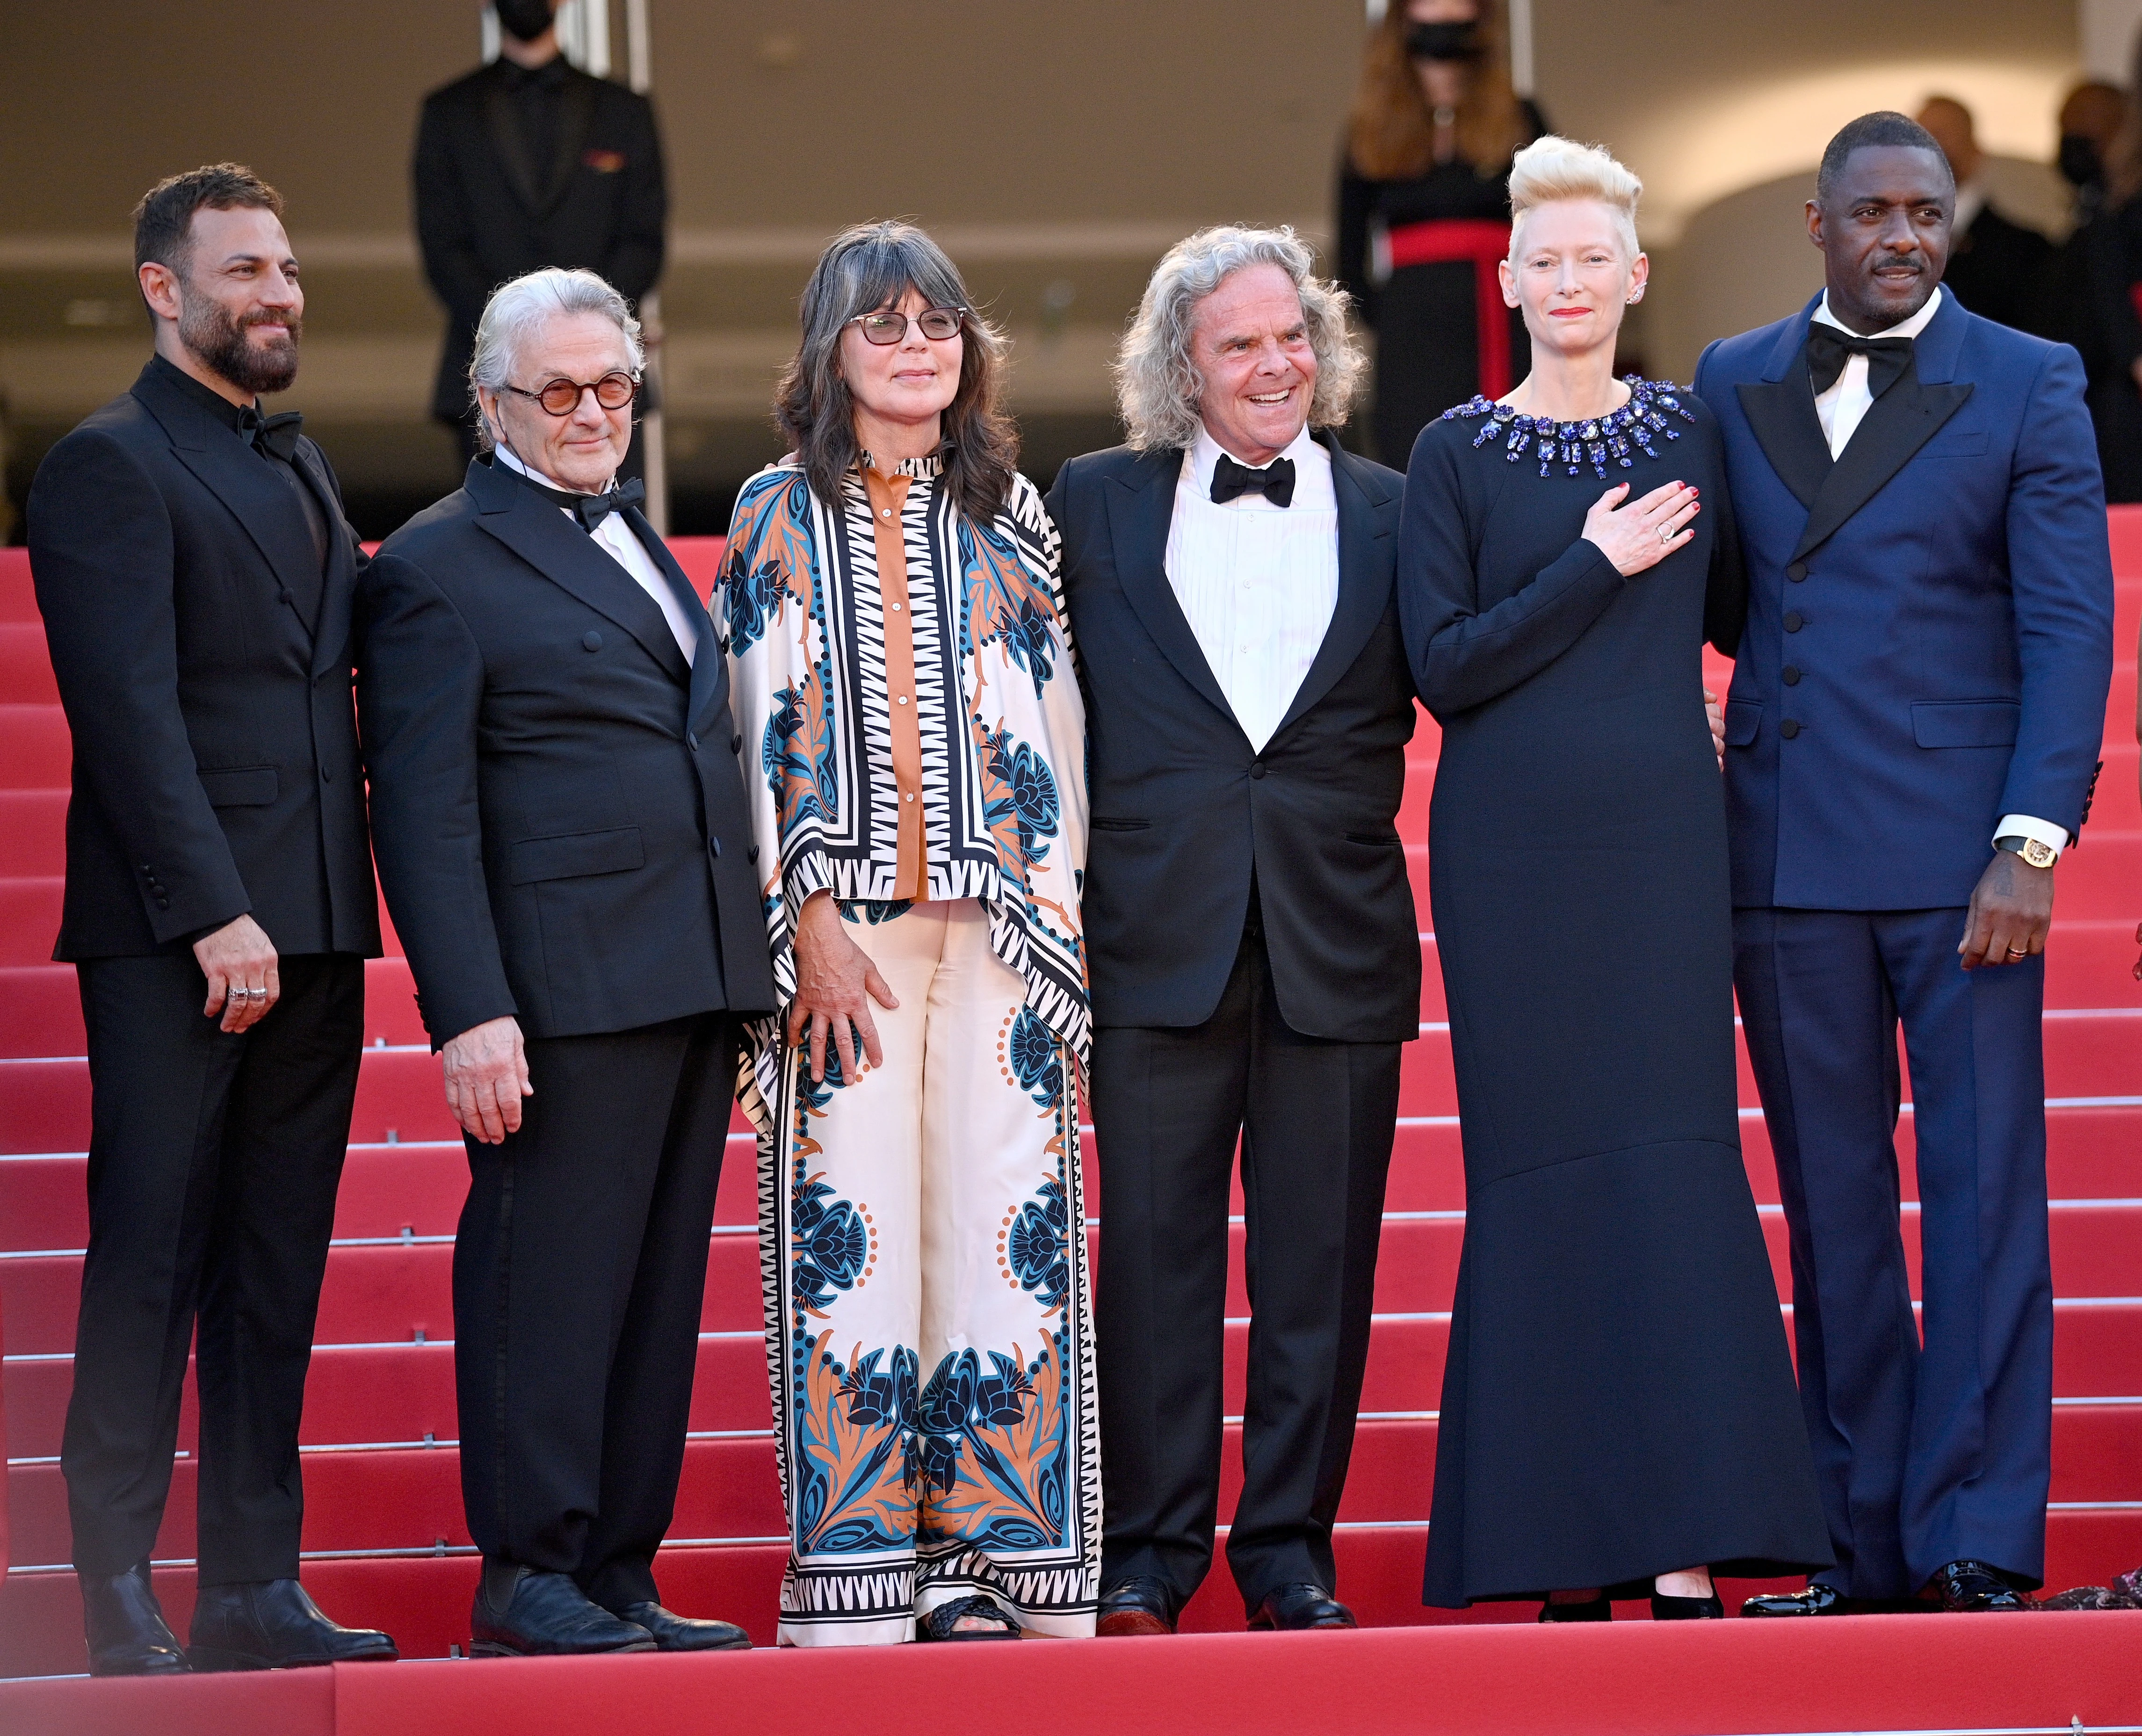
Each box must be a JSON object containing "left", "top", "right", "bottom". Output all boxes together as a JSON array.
[{"left": 761, "top": 898, "right": 1099, "bottom": 1645}]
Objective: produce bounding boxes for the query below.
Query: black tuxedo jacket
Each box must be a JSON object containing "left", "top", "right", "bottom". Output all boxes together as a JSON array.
[
  {"left": 1047, "top": 432, "right": 1421, "bottom": 1043},
  {"left": 413, "top": 59, "right": 666, "bottom": 422},
  {"left": 25, "top": 359, "right": 379, "bottom": 962},
  {"left": 359, "top": 458, "right": 774, "bottom": 1046}
]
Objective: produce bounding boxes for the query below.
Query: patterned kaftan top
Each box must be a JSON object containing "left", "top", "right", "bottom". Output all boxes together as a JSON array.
[{"left": 720, "top": 453, "right": 1089, "bottom": 1131}]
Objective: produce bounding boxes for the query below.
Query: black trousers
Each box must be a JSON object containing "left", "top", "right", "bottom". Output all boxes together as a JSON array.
[
  {"left": 454, "top": 1011, "right": 735, "bottom": 1609},
  {"left": 64, "top": 952, "right": 363, "bottom": 1583},
  {"left": 1092, "top": 932, "right": 1400, "bottom": 1613}
]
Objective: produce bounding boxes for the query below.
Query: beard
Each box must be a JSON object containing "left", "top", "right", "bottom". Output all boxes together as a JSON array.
[{"left": 179, "top": 289, "right": 301, "bottom": 396}]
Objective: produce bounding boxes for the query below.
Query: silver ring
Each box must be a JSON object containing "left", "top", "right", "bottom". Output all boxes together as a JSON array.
[
  {"left": 1658, "top": 524, "right": 1673, "bottom": 544},
  {"left": 2006, "top": 946, "right": 2029, "bottom": 958},
  {"left": 235, "top": 986, "right": 262, "bottom": 998}
]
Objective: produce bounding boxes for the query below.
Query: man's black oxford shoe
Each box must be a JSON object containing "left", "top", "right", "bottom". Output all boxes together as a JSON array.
[
  {"left": 81, "top": 1563, "right": 189, "bottom": 1675},
  {"left": 605, "top": 1601, "right": 750, "bottom": 1651},
  {"left": 1740, "top": 1583, "right": 1850, "bottom": 1617},
  {"left": 1096, "top": 1576, "right": 1177, "bottom": 1637},
  {"left": 188, "top": 1578, "right": 398, "bottom": 1670},
  {"left": 1928, "top": 1560, "right": 2030, "bottom": 1612},
  {"left": 471, "top": 1562, "right": 655, "bottom": 1657},
  {"left": 1248, "top": 1582, "right": 1357, "bottom": 1631}
]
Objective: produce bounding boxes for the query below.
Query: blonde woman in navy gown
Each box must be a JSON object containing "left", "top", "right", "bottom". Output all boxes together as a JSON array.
[{"left": 1398, "top": 138, "right": 1831, "bottom": 1618}]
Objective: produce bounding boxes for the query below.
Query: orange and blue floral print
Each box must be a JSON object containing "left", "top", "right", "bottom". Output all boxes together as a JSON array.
[
  {"left": 765, "top": 670, "right": 838, "bottom": 834},
  {"left": 792, "top": 1330, "right": 918, "bottom": 1556},
  {"left": 720, "top": 468, "right": 816, "bottom": 655},
  {"left": 974, "top": 721, "right": 1058, "bottom": 880},
  {"left": 956, "top": 515, "right": 1062, "bottom": 698},
  {"left": 1005, "top": 1176, "right": 1071, "bottom": 1311},
  {"left": 919, "top": 1335, "right": 1072, "bottom": 1552}
]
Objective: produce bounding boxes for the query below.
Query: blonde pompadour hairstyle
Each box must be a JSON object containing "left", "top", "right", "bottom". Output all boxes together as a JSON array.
[{"left": 1506, "top": 135, "right": 1644, "bottom": 262}]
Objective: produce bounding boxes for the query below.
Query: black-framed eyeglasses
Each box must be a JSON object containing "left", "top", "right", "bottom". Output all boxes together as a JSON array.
[
  {"left": 500, "top": 371, "right": 640, "bottom": 416},
  {"left": 846, "top": 306, "right": 967, "bottom": 346}
]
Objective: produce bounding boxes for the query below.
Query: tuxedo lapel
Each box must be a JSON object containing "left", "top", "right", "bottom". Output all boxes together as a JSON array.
[
  {"left": 622, "top": 505, "right": 724, "bottom": 731},
  {"left": 482, "top": 78, "right": 545, "bottom": 211},
  {"left": 1103, "top": 449, "right": 1241, "bottom": 733},
  {"left": 1270, "top": 434, "right": 1393, "bottom": 740},
  {"left": 135, "top": 368, "right": 323, "bottom": 637},
  {"left": 293, "top": 442, "right": 356, "bottom": 674},
  {"left": 470, "top": 462, "right": 691, "bottom": 686},
  {"left": 1790, "top": 356, "right": 1972, "bottom": 561},
  {"left": 543, "top": 79, "right": 596, "bottom": 214},
  {"left": 1737, "top": 376, "right": 1831, "bottom": 510}
]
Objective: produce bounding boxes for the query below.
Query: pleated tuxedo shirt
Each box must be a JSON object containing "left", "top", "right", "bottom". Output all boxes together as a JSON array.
[{"left": 1163, "top": 423, "right": 1340, "bottom": 752}]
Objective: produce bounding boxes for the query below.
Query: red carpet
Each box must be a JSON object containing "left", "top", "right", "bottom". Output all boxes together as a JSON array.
[{"left": 4, "top": 518, "right": 2142, "bottom": 1728}]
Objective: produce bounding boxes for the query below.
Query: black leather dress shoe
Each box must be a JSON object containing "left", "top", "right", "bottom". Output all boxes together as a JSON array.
[
  {"left": 606, "top": 1601, "right": 750, "bottom": 1651},
  {"left": 188, "top": 1579, "right": 398, "bottom": 1670},
  {"left": 1097, "top": 1576, "right": 1177, "bottom": 1637},
  {"left": 81, "top": 1563, "right": 189, "bottom": 1675},
  {"left": 1650, "top": 1590, "right": 1725, "bottom": 1619},
  {"left": 1928, "top": 1560, "right": 2030, "bottom": 1612},
  {"left": 1538, "top": 1592, "right": 1611, "bottom": 1623},
  {"left": 471, "top": 1562, "right": 656, "bottom": 1657},
  {"left": 1740, "top": 1583, "right": 1850, "bottom": 1617},
  {"left": 1248, "top": 1583, "right": 1357, "bottom": 1631}
]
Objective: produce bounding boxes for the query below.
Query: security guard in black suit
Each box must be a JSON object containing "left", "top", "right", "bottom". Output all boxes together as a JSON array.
[
  {"left": 26, "top": 166, "right": 395, "bottom": 1676},
  {"left": 413, "top": 0, "right": 666, "bottom": 463}
]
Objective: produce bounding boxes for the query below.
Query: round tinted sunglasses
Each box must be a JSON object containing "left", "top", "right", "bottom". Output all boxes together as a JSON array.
[
  {"left": 846, "top": 306, "right": 967, "bottom": 345},
  {"left": 500, "top": 371, "right": 641, "bottom": 417}
]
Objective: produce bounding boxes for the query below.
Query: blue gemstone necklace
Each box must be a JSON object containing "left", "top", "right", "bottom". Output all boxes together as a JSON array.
[{"left": 1442, "top": 376, "right": 1698, "bottom": 480}]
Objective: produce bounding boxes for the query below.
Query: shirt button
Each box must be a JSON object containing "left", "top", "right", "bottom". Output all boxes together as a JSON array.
[
  {"left": 905, "top": 792, "right": 915, "bottom": 802},
  {"left": 583, "top": 630, "right": 602, "bottom": 651},
  {"left": 897, "top": 695, "right": 910, "bottom": 705},
  {"left": 1781, "top": 719, "right": 1802, "bottom": 739},
  {"left": 1782, "top": 665, "right": 1802, "bottom": 686},
  {"left": 891, "top": 602, "right": 902, "bottom": 612},
  {"left": 1787, "top": 562, "right": 1808, "bottom": 582},
  {"left": 880, "top": 507, "right": 892, "bottom": 519},
  {"left": 1784, "top": 611, "right": 1804, "bottom": 632}
]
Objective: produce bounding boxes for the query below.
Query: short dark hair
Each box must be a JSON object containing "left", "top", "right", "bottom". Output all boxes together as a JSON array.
[
  {"left": 1816, "top": 112, "right": 1953, "bottom": 204},
  {"left": 132, "top": 163, "right": 283, "bottom": 282}
]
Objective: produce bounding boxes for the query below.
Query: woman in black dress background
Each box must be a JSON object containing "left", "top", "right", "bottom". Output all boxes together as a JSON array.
[
  {"left": 1336, "top": 0, "right": 1544, "bottom": 466},
  {"left": 1398, "top": 137, "right": 1830, "bottom": 1619}
]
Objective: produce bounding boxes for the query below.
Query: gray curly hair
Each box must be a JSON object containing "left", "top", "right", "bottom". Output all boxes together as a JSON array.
[
  {"left": 469, "top": 267, "right": 644, "bottom": 452},
  {"left": 1114, "top": 225, "right": 1363, "bottom": 451}
]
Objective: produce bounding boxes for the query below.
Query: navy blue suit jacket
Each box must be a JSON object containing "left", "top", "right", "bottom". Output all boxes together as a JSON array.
[{"left": 1696, "top": 291, "right": 2113, "bottom": 910}]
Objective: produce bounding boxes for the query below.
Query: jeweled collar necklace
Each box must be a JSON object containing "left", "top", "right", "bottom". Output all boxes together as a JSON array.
[{"left": 1443, "top": 376, "right": 1697, "bottom": 479}]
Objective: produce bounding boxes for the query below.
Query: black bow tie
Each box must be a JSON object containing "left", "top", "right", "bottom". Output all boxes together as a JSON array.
[
  {"left": 1210, "top": 453, "right": 1296, "bottom": 508},
  {"left": 511, "top": 463, "right": 646, "bottom": 532},
  {"left": 1806, "top": 323, "right": 1915, "bottom": 399},
  {"left": 238, "top": 405, "right": 304, "bottom": 463}
]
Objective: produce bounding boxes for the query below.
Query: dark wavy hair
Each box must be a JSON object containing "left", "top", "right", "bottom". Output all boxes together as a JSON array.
[{"left": 774, "top": 221, "right": 1018, "bottom": 524}]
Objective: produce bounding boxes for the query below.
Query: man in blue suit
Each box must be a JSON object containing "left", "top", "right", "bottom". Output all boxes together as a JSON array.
[{"left": 1696, "top": 112, "right": 2113, "bottom": 1615}]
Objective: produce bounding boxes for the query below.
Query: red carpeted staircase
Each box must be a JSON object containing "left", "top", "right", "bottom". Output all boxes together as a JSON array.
[{"left": 3, "top": 521, "right": 2141, "bottom": 1724}]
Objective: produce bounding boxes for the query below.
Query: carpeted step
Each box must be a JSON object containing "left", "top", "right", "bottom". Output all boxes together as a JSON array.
[
  {"left": 0, "top": 623, "right": 58, "bottom": 705},
  {"left": 0, "top": 791, "right": 65, "bottom": 878},
  {"left": 0, "top": 704, "right": 68, "bottom": 789}
]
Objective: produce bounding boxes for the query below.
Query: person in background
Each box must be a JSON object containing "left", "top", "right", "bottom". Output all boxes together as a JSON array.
[
  {"left": 2034, "top": 83, "right": 2138, "bottom": 500},
  {"left": 1914, "top": 97, "right": 2052, "bottom": 334},
  {"left": 1700, "top": 111, "right": 2112, "bottom": 1617},
  {"left": 25, "top": 164, "right": 394, "bottom": 1675},
  {"left": 724, "top": 222, "right": 1096, "bottom": 1647},
  {"left": 2089, "top": 41, "right": 2142, "bottom": 504},
  {"left": 1049, "top": 227, "right": 1418, "bottom": 1638},
  {"left": 413, "top": 0, "right": 665, "bottom": 468},
  {"left": 360, "top": 268, "right": 772, "bottom": 1658},
  {"left": 1337, "top": 0, "right": 1544, "bottom": 465}
]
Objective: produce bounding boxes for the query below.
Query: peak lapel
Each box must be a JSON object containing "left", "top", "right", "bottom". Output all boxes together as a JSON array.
[
  {"left": 1103, "top": 449, "right": 1242, "bottom": 734},
  {"left": 1789, "top": 356, "right": 1972, "bottom": 562},
  {"left": 622, "top": 505, "right": 724, "bottom": 731},
  {"left": 1270, "top": 435, "right": 1393, "bottom": 740},
  {"left": 473, "top": 467, "right": 691, "bottom": 686},
  {"left": 135, "top": 368, "right": 324, "bottom": 632},
  {"left": 293, "top": 442, "right": 357, "bottom": 675}
]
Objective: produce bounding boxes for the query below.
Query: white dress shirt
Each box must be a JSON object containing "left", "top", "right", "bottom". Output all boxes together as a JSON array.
[
  {"left": 493, "top": 445, "right": 698, "bottom": 665},
  {"left": 1163, "top": 422, "right": 1339, "bottom": 752},
  {"left": 1808, "top": 288, "right": 2066, "bottom": 859}
]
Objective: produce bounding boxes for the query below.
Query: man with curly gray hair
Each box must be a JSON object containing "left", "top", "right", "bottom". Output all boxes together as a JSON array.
[{"left": 1045, "top": 224, "right": 1419, "bottom": 1637}]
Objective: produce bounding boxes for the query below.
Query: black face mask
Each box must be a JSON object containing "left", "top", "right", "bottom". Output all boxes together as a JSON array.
[
  {"left": 2058, "top": 132, "right": 2103, "bottom": 188},
  {"left": 1405, "top": 20, "right": 1482, "bottom": 63},
  {"left": 494, "top": 0, "right": 556, "bottom": 44}
]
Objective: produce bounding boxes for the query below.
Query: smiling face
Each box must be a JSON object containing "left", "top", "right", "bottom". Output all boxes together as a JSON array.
[
  {"left": 476, "top": 309, "right": 635, "bottom": 492},
  {"left": 839, "top": 283, "right": 963, "bottom": 455},
  {"left": 1500, "top": 199, "right": 1643, "bottom": 367},
  {"left": 1809, "top": 145, "right": 1952, "bottom": 334},
  {"left": 1188, "top": 262, "right": 1318, "bottom": 467},
  {"left": 140, "top": 203, "right": 304, "bottom": 399}
]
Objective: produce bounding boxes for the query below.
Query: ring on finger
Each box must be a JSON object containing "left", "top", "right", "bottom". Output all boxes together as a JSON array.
[{"left": 1658, "top": 523, "right": 1674, "bottom": 544}]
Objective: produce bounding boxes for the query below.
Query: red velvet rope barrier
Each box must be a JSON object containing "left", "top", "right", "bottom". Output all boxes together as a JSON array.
[{"left": 1385, "top": 218, "right": 1516, "bottom": 400}]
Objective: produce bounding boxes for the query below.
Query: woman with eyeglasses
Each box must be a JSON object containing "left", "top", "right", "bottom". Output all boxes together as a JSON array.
[{"left": 720, "top": 221, "right": 1095, "bottom": 1646}]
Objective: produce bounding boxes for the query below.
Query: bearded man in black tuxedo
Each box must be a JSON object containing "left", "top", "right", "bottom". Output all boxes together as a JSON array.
[{"left": 26, "top": 165, "right": 395, "bottom": 1675}]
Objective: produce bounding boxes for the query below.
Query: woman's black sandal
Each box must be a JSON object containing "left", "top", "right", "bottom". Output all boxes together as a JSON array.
[
  {"left": 917, "top": 1595, "right": 1023, "bottom": 1641},
  {"left": 1650, "top": 1590, "right": 1725, "bottom": 1619}
]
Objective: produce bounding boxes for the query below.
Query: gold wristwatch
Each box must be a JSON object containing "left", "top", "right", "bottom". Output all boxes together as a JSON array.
[{"left": 1995, "top": 834, "right": 2058, "bottom": 869}]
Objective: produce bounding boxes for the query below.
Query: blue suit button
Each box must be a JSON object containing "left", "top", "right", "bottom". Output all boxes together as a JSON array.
[
  {"left": 1783, "top": 611, "right": 1804, "bottom": 632},
  {"left": 1787, "top": 562, "right": 1807, "bottom": 582},
  {"left": 583, "top": 630, "right": 603, "bottom": 651},
  {"left": 1782, "top": 665, "right": 1802, "bottom": 686},
  {"left": 1781, "top": 718, "right": 1802, "bottom": 739}
]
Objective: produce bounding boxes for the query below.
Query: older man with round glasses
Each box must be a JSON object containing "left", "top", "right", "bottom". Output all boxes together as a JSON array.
[{"left": 358, "top": 267, "right": 776, "bottom": 1657}]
